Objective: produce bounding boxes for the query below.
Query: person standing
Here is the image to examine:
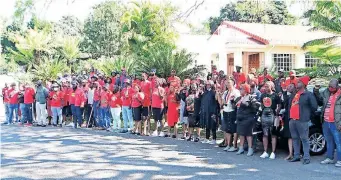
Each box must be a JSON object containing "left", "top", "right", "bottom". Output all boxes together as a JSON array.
[
  {"left": 201, "top": 80, "right": 218, "bottom": 145},
  {"left": 18, "top": 85, "right": 26, "bottom": 125},
  {"left": 168, "top": 70, "right": 181, "bottom": 88},
  {"left": 221, "top": 78, "right": 240, "bottom": 152},
  {"left": 121, "top": 79, "right": 134, "bottom": 133},
  {"left": 2, "top": 83, "right": 10, "bottom": 124},
  {"left": 7, "top": 83, "right": 19, "bottom": 124},
  {"left": 35, "top": 80, "right": 49, "bottom": 127},
  {"left": 109, "top": 86, "right": 122, "bottom": 132},
  {"left": 49, "top": 83, "right": 64, "bottom": 127},
  {"left": 178, "top": 83, "right": 189, "bottom": 139},
  {"left": 289, "top": 76, "right": 318, "bottom": 165},
  {"left": 99, "top": 84, "right": 110, "bottom": 130},
  {"left": 141, "top": 72, "right": 152, "bottom": 136},
  {"left": 73, "top": 81, "right": 86, "bottom": 128},
  {"left": 24, "top": 82, "right": 35, "bottom": 126},
  {"left": 151, "top": 78, "right": 165, "bottom": 137},
  {"left": 86, "top": 83, "right": 95, "bottom": 127},
  {"left": 166, "top": 86, "right": 179, "bottom": 138},
  {"left": 314, "top": 79, "right": 341, "bottom": 167},
  {"left": 274, "top": 69, "right": 285, "bottom": 93},
  {"left": 259, "top": 81, "right": 281, "bottom": 159},
  {"left": 258, "top": 67, "right": 274, "bottom": 89},
  {"left": 285, "top": 70, "right": 298, "bottom": 88},
  {"left": 131, "top": 85, "right": 144, "bottom": 135},
  {"left": 233, "top": 66, "right": 246, "bottom": 89}
]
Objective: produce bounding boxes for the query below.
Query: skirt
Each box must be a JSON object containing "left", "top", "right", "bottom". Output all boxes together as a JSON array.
[
  {"left": 261, "top": 112, "right": 279, "bottom": 136},
  {"left": 281, "top": 114, "right": 291, "bottom": 138},
  {"left": 237, "top": 116, "right": 255, "bottom": 136},
  {"left": 133, "top": 106, "right": 142, "bottom": 121},
  {"left": 222, "top": 111, "right": 237, "bottom": 134},
  {"left": 152, "top": 108, "right": 162, "bottom": 122}
]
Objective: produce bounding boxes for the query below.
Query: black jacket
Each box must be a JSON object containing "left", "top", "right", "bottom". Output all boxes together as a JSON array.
[{"left": 288, "top": 89, "right": 318, "bottom": 122}]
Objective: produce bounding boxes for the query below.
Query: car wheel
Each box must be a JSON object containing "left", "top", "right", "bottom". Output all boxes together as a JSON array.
[{"left": 309, "top": 128, "right": 326, "bottom": 156}]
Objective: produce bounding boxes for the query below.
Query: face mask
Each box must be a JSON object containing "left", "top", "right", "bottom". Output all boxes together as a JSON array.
[
  {"left": 329, "top": 87, "right": 337, "bottom": 93},
  {"left": 53, "top": 87, "right": 58, "bottom": 91}
]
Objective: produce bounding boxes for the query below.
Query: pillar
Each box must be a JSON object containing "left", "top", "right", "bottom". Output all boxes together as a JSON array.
[
  {"left": 295, "top": 52, "right": 305, "bottom": 69},
  {"left": 218, "top": 52, "right": 227, "bottom": 74},
  {"left": 233, "top": 50, "right": 243, "bottom": 71}
]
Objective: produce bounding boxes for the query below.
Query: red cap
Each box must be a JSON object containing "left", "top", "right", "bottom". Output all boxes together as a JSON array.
[
  {"left": 241, "top": 84, "right": 251, "bottom": 94},
  {"left": 289, "top": 70, "right": 296, "bottom": 76},
  {"left": 299, "top": 76, "right": 310, "bottom": 86}
]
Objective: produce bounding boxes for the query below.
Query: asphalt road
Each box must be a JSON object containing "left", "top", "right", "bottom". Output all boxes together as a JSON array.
[{"left": 1, "top": 122, "right": 341, "bottom": 180}]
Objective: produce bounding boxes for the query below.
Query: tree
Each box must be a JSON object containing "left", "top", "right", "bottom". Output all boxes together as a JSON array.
[
  {"left": 30, "top": 57, "right": 68, "bottom": 82},
  {"left": 54, "top": 15, "right": 83, "bottom": 37},
  {"left": 92, "top": 56, "right": 136, "bottom": 76},
  {"left": 208, "top": 0, "right": 297, "bottom": 34},
  {"left": 81, "top": 1, "right": 124, "bottom": 59}
]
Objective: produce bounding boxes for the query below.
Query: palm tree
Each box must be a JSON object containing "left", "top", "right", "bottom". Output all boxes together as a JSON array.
[
  {"left": 57, "top": 35, "right": 80, "bottom": 72},
  {"left": 92, "top": 55, "right": 136, "bottom": 76},
  {"left": 30, "top": 57, "right": 68, "bottom": 83}
]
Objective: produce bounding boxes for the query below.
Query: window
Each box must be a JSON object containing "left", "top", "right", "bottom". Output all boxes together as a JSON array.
[
  {"left": 305, "top": 54, "right": 319, "bottom": 67},
  {"left": 273, "top": 54, "right": 295, "bottom": 71}
]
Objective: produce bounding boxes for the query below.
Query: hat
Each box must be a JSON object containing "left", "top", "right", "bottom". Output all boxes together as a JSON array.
[
  {"left": 240, "top": 84, "right": 251, "bottom": 94},
  {"left": 278, "top": 69, "right": 284, "bottom": 72},
  {"left": 289, "top": 70, "right": 296, "bottom": 76},
  {"left": 299, "top": 76, "right": 310, "bottom": 86},
  {"left": 236, "top": 65, "right": 242, "bottom": 69}
]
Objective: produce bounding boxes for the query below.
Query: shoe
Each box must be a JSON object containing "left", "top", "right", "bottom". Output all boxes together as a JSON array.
[
  {"left": 201, "top": 139, "right": 209, "bottom": 144},
  {"left": 236, "top": 147, "right": 244, "bottom": 155},
  {"left": 152, "top": 131, "right": 158, "bottom": 137},
  {"left": 186, "top": 136, "right": 192, "bottom": 141},
  {"left": 194, "top": 138, "right": 200, "bottom": 142},
  {"left": 41, "top": 125, "right": 46, "bottom": 127},
  {"left": 159, "top": 132, "right": 165, "bottom": 137},
  {"left": 36, "top": 124, "right": 42, "bottom": 127},
  {"left": 223, "top": 146, "right": 231, "bottom": 151},
  {"left": 172, "top": 135, "right": 176, "bottom": 138},
  {"left": 164, "top": 134, "right": 169, "bottom": 137},
  {"left": 289, "top": 157, "right": 301, "bottom": 162},
  {"left": 131, "top": 131, "right": 136, "bottom": 134},
  {"left": 228, "top": 147, "right": 238, "bottom": 152},
  {"left": 53, "top": 124, "right": 57, "bottom": 127},
  {"left": 209, "top": 140, "right": 216, "bottom": 145},
  {"left": 247, "top": 148, "right": 254, "bottom": 156},
  {"left": 269, "top": 152, "right": 276, "bottom": 160},
  {"left": 335, "top": 161, "right": 341, "bottom": 167},
  {"left": 180, "top": 136, "right": 186, "bottom": 140},
  {"left": 136, "top": 133, "right": 141, "bottom": 136},
  {"left": 321, "top": 158, "right": 334, "bottom": 164},
  {"left": 59, "top": 124, "right": 62, "bottom": 127},
  {"left": 302, "top": 159, "right": 310, "bottom": 165},
  {"left": 260, "top": 152, "right": 269, "bottom": 159}
]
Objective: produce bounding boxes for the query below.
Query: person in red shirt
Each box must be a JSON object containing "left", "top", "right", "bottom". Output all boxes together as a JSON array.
[
  {"left": 141, "top": 72, "right": 152, "bottom": 135},
  {"left": 93, "top": 82, "right": 101, "bottom": 126},
  {"left": 285, "top": 70, "right": 298, "bottom": 88},
  {"left": 23, "top": 82, "right": 35, "bottom": 126},
  {"left": 2, "top": 83, "right": 10, "bottom": 124},
  {"left": 121, "top": 79, "right": 134, "bottom": 133},
  {"left": 49, "top": 83, "right": 64, "bottom": 127},
  {"left": 73, "top": 81, "right": 86, "bottom": 128},
  {"left": 149, "top": 69, "right": 158, "bottom": 89},
  {"left": 99, "top": 84, "right": 110, "bottom": 130},
  {"left": 151, "top": 78, "right": 166, "bottom": 137},
  {"left": 109, "top": 86, "right": 121, "bottom": 131},
  {"left": 131, "top": 85, "right": 145, "bottom": 135},
  {"left": 168, "top": 70, "right": 181, "bottom": 88},
  {"left": 7, "top": 83, "right": 19, "bottom": 124},
  {"left": 258, "top": 67, "right": 274, "bottom": 88},
  {"left": 132, "top": 74, "right": 142, "bottom": 88},
  {"left": 233, "top": 66, "right": 247, "bottom": 89},
  {"left": 61, "top": 80, "right": 72, "bottom": 124},
  {"left": 166, "top": 85, "right": 179, "bottom": 138}
]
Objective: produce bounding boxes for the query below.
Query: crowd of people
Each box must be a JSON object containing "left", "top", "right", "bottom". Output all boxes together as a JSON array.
[{"left": 1, "top": 65, "right": 341, "bottom": 167}]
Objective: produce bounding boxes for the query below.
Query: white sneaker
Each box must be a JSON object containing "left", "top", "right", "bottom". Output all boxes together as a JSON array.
[
  {"left": 335, "top": 161, "right": 341, "bottom": 167},
  {"left": 269, "top": 152, "right": 276, "bottom": 160},
  {"left": 228, "top": 146, "right": 238, "bottom": 152},
  {"left": 223, "top": 146, "right": 230, "bottom": 151},
  {"left": 159, "top": 132, "right": 165, "bottom": 137},
  {"left": 260, "top": 152, "right": 269, "bottom": 159},
  {"left": 201, "top": 139, "right": 209, "bottom": 144},
  {"left": 209, "top": 140, "right": 216, "bottom": 145},
  {"left": 152, "top": 131, "right": 158, "bottom": 137},
  {"left": 321, "top": 158, "right": 334, "bottom": 164}
]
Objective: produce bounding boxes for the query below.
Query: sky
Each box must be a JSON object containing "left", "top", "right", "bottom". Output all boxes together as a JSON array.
[{"left": 0, "top": 0, "right": 306, "bottom": 25}]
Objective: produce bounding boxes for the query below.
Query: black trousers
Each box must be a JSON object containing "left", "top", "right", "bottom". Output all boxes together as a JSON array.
[
  {"left": 206, "top": 125, "right": 217, "bottom": 140},
  {"left": 86, "top": 104, "right": 96, "bottom": 127}
]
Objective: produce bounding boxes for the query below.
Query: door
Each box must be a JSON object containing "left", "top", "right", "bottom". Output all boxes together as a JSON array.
[
  {"left": 228, "top": 58, "right": 234, "bottom": 75},
  {"left": 248, "top": 53, "right": 260, "bottom": 72}
]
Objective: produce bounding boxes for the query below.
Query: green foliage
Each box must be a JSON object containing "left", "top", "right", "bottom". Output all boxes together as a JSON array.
[
  {"left": 13, "top": 0, "right": 34, "bottom": 26},
  {"left": 0, "top": 55, "right": 19, "bottom": 74},
  {"left": 81, "top": 1, "right": 124, "bottom": 59},
  {"left": 54, "top": 15, "right": 83, "bottom": 37},
  {"left": 91, "top": 56, "right": 135, "bottom": 76},
  {"left": 30, "top": 58, "right": 68, "bottom": 82},
  {"left": 208, "top": 0, "right": 297, "bottom": 34},
  {"left": 27, "top": 15, "right": 54, "bottom": 33},
  {"left": 295, "top": 64, "right": 340, "bottom": 79}
]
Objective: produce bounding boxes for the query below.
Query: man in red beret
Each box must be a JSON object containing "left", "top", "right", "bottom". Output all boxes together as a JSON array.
[
  {"left": 285, "top": 70, "right": 298, "bottom": 88},
  {"left": 288, "top": 76, "right": 318, "bottom": 165},
  {"left": 233, "top": 66, "right": 247, "bottom": 89}
]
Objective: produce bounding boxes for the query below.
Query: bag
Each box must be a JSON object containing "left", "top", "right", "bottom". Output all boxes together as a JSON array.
[{"left": 274, "top": 116, "right": 280, "bottom": 127}]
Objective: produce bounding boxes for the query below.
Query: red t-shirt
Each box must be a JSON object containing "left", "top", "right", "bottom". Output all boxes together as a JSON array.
[
  {"left": 131, "top": 92, "right": 145, "bottom": 108},
  {"left": 2, "top": 87, "right": 9, "bottom": 103},
  {"left": 100, "top": 91, "right": 110, "bottom": 108},
  {"left": 62, "top": 87, "right": 71, "bottom": 106},
  {"left": 49, "top": 91, "right": 64, "bottom": 107},
  {"left": 69, "top": 89, "right": 76, "bottom": 105},
  {"left": 141, "top": 80, "right": 152, "bottom": 107},
  {"left": 23, "top": 87, "right": 35, "bottom": 104},
  {"left": 290, "top": 90, "right": 303, "bottom": 120},
  {"left": 111, "top": 77, "right": 116, "bottom": 85},
  {"left": 258, "top": 74, "right": 274, "bottom": 85},
  {"left": 132, "top": 79, "right": 141, "bottom": 88},
  {"left": 121, "top": 87, "right": 134, "bottom": 106},
  {"left": 233, "top": 72, "right": 247, "bottom": 89},
  {"left": 74, "top": 88, "right": 85, "bottom": 107},
  {"left": 285, "top": 77, "right": 298, "bottom": 88},
  {"left": 168, "top": 76, "right": 181, "bottom": 88},
  {"left": 324, "top": 89, "right": 341, "bottom": 122},
  {"left": 94, "top": 88, "right": 101, "bottom": 101},
  {"left": 149, "top": 76, "right": 158, "bottom": 89},
  {"left": 98, "top": 80, "right": 105, "bottom": 87},
  {"left": 109, "top": 92, "right": 122, "bottom": 108},
  {"left": 152, "top": 87, "right": 165, "bottom": 108},
  {"left": 8, "top": 88, "right": 19, "bottom": 104}
]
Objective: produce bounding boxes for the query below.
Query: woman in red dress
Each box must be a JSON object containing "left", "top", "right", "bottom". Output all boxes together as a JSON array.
[{"left": 166, "top": 86, "right": 179, "bottom": 138}]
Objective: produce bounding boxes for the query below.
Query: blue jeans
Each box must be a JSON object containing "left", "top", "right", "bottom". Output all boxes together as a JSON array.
[
  {"left": 289, "top": 120, "right": 310, "bottom": 160},
  {"left": 71, "top": 105, "right": 77, "bottom": 126},
  {"left": 5, "top": 102, "right": 9, "bottom": 123},
  {"left": 20, "top": 103, "right": 26, "bottom": 124},
  {"left": 24, "top": 103, "right": 33, "bottom": 124},
  {"left": 323, "top": 122, "right": 341, "bottom": 161},
  {"left": 99, "top": 107, "right": 110, "bottom": 128},
  {"left": 51, "top": 107, "right": 62, "bottom": 125},
  {"left": 122, "top": 106, "right": 133, "bottom": 130},
  {"left": 8, "top": 104, "right": 19, "bottom": 124},
  {"left": 74, "top": 106, "right": 82, "bottom": 128},
  {"left": 93, "top": 101, "right": 99, "bottom": 125}
]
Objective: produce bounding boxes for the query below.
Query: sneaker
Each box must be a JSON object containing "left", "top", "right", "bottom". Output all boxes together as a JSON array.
[
  {"left": 159, "top": 132, "right": 165, "bottom": 137},
  {"left": 321, "top": 158, "right": 334, "bottom": 164},
  {"left": 228, "top": 147, "right": 238, "bottom": 152},
  {"left": 260, "top": 152, "right": 269, "bottom": 159},
  {"left": 41, "top": 125, "right": 46, "bottom": 127},
  {"left": 302, "top": 159, "right": 310, "bottom": 165},
  {"left": 335, "top": 161, "right": 341, "bottom": 167},
  {"left": 236, "top": 147, "right": 244, "bottom": 155},
  {"left": 223, "top": 146, "right": 231, "bottom": 151},
  {"left": 209, "top": 140, "right": 216, "bottom": 145},
  {"left": 247, "top": 148, "right": 254, "bottom": 156},
  {"left": 194, "top": 138, "right": 200, "bottom": 142},
  {"left": 269, "top": 152, "right": 276, "bottom": 160},
  {"left": 172, "top": 135, "right": 177, "bottom": 138},
  {"left": 201, "top": 139, "right": 209, "bottom": 144},
  {"left": 152, "top": 131, "right": 158, "bottom": 137},
  {"left": 59, "top": 124, "right": 62, "bottom": 127}
]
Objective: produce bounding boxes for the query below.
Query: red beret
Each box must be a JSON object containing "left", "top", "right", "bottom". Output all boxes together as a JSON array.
[{"left": 299, "top": 76, "right": 310, "bottom": 86}]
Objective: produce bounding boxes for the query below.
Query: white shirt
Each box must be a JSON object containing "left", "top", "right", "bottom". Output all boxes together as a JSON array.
[
  {"left": 222, "top": 88, "right": 241, "bottom": 112},
  {"left": 87, "top": 89, "right": 95, "bottom": 105}
]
